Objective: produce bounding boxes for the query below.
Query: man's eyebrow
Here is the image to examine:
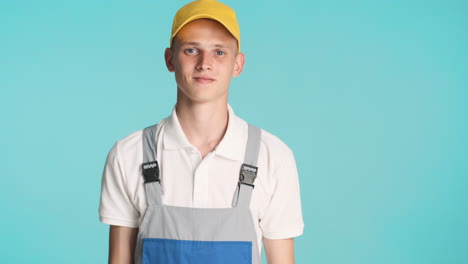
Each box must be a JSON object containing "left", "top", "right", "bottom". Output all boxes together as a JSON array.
[
  {"left": 179, "top": 42, "right": 230, "bottom": 49},
  {"left": 213, "top": 44, "right": 229, "bottom": 48},
  {"left": 179, "top": 41, "right": 201, "bottom": 46}
]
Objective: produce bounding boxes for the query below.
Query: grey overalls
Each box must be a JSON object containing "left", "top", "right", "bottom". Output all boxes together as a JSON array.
[{"left": 134, "top": 123, "right": 262, "bottom": 264}]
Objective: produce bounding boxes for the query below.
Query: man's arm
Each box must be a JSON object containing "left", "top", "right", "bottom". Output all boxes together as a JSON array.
[
  {"left": 263, "top": 237, "right": 295, "bottom": 264},
  {"left": 109, "top": 225, "right": 138, "bottom": 264}
]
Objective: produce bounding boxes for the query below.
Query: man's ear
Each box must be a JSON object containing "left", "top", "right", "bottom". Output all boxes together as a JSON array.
[
  {"left": 165, "top": 48, "right": 175, "bottom": 72},
  {"left": 233, "top": 52, "right": 245, "bottom": 77}
]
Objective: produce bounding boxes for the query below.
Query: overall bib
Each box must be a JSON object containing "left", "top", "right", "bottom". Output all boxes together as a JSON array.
[{"left": 134, "top": 123, "right": 262, "bottom": 264}]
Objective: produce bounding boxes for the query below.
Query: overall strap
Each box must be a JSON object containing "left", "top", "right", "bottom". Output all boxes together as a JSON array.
[
  {"left": 141, "top": 124, "right": 162, "bottom": 206},
  {"left": 235, "top": 123, "right": 261, "bottom": 209}
]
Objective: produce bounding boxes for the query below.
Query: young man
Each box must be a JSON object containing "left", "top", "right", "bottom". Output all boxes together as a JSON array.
[{"left": 99, "top": 0, "right": 304, "bottom": 263}]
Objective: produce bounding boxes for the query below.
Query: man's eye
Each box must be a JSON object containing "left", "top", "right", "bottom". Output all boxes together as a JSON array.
[
  {"left": 216, "top": 50, "right": 225, "bottom": 56},
  {"left": 186, "top": 48, "right": 197, "bottom": 54}
]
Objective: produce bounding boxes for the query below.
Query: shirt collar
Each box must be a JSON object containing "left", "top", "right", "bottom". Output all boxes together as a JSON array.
[
  {"left": 162, "top": 104, "right": 246, "bottom": 162},
  {"left": 162, "top": 105, "right": 192, "bottom": 150}
]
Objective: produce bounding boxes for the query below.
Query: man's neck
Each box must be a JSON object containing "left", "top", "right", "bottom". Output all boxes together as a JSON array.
[{"left": 175, "top": 99, "right": 229, "bottom": 159}]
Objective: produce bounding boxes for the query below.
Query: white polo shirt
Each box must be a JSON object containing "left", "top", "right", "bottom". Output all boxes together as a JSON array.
[{"left": 99, "top": 104, "right": 304, "bottom": 252}]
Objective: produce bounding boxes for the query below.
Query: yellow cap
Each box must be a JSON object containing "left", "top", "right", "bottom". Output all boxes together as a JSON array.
[{"left": 170, "top": 0, "right": 241, "bottom": 51}]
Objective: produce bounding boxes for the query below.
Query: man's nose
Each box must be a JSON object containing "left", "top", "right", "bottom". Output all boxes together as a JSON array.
[{"left": 196, "top": 52, "right": 212, "bottom": 70}]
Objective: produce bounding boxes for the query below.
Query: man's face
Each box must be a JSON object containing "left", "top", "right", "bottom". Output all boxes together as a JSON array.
[{"left": 165, "top": 19, "right": 245, "bottom": 104}]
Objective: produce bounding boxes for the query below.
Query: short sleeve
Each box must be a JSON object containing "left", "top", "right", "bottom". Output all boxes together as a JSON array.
[
  {"left": 98, "top": 141, "right": 140, "bottom": 228},
  {"left": 259, "top": 148, "right": 304, "bottom": 239}
]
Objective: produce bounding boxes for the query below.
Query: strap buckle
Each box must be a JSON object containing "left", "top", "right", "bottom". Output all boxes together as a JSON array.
[
  {"left": 142, "top": 161, "right": 160, "bottom": 183},
  {"left": 239, "top": 163, "right": 258, "bottom": 187}
]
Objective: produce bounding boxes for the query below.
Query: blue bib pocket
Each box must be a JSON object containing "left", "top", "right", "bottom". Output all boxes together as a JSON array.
[{"left": 142, "top": 238, "right": 252, "bottom": 264}]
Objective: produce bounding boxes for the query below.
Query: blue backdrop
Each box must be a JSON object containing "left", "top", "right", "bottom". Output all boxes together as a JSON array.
[{"left": 1, "top": 0, "right": 467, "bottom": 263}]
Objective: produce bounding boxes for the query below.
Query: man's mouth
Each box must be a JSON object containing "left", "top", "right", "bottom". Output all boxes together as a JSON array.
[{"left": 193, "top": 76, "right": 215, "bottom": 83}]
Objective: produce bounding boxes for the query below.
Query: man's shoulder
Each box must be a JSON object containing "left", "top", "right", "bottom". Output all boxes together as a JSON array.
[
  {"left": 232, "top": 110, "right": 293, "bottom": 158},
  {"left": 234, "top": 109, "right": 290, "bottom": 153},
  {"left": 112, "top": 119, "right": 166, "bottom": 154},
  {"left": 258, "top": 126, "right": 294, "bottom": 157}
]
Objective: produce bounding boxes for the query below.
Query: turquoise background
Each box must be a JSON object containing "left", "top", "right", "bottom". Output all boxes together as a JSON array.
[{"left": 1, "top": 0, "right": 467, "bottom": 263}]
